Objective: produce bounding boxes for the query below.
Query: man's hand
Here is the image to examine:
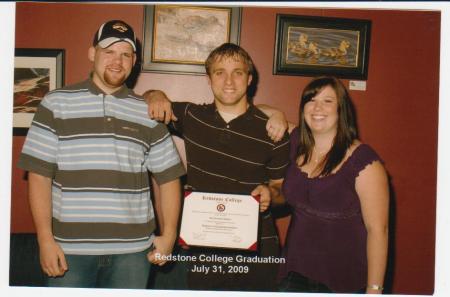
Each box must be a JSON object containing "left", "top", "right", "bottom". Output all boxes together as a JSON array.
[
  {"left": 146, "top": 234, "right": 176, "bottom": 266},
  {"left": 256, "top": 104, "right": 288, "bottom": 142},
  {"left": 266, "top": 110, "right": 288, "bottom": 142},
  {"left": 143, "top": 90, "right": 177, "bottom": 124},
  {"left": 251, "top": 184, "right": 271, "bottom": 212},
  {"left": 38, "top": 236, "right": 68, "bottom": 277}
]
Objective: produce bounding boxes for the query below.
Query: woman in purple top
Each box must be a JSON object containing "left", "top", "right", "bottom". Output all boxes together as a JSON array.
[{"left": 278, "top": 77, "right": 389, "bottom": 294}]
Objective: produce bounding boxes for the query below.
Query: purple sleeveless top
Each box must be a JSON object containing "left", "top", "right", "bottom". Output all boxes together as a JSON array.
[{"left": 279, "top": 127, "right": 382, "bottom": 293}]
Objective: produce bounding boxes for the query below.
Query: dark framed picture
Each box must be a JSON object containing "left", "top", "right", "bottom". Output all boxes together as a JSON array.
[
  {"left": 142, "top": 5, "right": 241, "bottom": 75},
  {"left": 13, "top": 48, "right": 64, "bottom": 136},
  {"left": 274, "top": 14, "right": 371, "bottom": 79}
]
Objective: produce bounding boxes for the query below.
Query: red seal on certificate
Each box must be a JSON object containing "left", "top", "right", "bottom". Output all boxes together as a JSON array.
[{"left": 216, "top": 204, "right": 226, "bottom": 212}]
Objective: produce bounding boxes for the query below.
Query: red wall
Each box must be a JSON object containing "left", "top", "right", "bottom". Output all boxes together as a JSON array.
[{"left": 12, "top": 3, "right": 439, "bottom": 295}]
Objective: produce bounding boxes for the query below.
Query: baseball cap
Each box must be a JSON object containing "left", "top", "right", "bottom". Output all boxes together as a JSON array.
[{"left": 93, "top": 20, "right": 136, "bottom": 52}]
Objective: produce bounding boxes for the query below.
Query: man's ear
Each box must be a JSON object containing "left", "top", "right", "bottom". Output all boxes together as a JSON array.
[
  {"left": 88, "top": 46, "right": 96, "bottom": 62},
  {"left": 247, "top": 74, "right": 253, "bottom": 86},
  {"left": 132, "top": 53, "right": 137, "bottom": 66},
  {"left": 206, "top": 74, "right": 212, "bottom": 86}
]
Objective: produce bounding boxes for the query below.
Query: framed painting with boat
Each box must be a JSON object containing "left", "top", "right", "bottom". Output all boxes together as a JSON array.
[{"left": 273, "top": 14, "right": 371, "bottom": 79}]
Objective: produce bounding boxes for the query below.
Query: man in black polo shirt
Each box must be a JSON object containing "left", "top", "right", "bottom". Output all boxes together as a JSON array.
[{"left": 144, "top": 43, "right": 289, "bottom": 291}]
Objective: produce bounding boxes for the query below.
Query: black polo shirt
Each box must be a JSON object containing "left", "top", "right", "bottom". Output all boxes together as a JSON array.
[{"left": 171, "top": 102, "right": 290, "bottom": 195}]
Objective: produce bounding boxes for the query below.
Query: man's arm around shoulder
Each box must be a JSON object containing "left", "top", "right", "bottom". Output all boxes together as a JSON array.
[{"left": 143, "top": 90, "right": 177, "bottom": 124}]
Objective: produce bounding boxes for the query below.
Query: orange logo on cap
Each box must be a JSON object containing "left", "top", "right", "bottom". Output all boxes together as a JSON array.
[{"left": 112, "top": 22, "right": 128, "bottom": 33}]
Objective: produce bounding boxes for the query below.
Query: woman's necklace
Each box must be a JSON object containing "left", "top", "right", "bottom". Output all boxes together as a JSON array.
[{"left": 312, "top": 148, "right": 328, "bottom": 164}]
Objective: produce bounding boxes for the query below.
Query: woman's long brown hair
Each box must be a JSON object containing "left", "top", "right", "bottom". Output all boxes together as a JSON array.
[{"left": 297, "top": 76, "right": 358, "bottom": 176}]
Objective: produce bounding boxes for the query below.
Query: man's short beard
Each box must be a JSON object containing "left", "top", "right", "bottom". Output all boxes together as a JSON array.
[{"left": 104, "top": 72, "right": 126, "bottom": 88}]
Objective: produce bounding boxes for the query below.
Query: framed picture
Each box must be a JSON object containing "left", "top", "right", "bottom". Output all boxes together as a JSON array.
[
  {"left": 142, "top": 5, "right": 241, "bottom": 75},
  {"left": 13, "top": 48, "right": 64, "bottom": 136},
  {"left": 274, "top": 14, "right": 371, "bottom": 79}
]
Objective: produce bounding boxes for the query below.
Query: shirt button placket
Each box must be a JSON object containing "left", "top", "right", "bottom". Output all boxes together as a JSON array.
[{"left": 104, "top": 95, "right": 114, "bottom": 131}]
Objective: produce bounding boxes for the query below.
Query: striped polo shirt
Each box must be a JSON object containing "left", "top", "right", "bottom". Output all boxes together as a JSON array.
[
  {"left": 171, "top": 102, "right": 290, "bottom": 195},
  {"left": 18, "top": 79, "right": 185, "bottom": 255}
]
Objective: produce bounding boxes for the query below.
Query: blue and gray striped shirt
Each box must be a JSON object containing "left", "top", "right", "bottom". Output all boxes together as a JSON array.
[{"left": 18, "top": 78, "right": 185, "bottom": 255}]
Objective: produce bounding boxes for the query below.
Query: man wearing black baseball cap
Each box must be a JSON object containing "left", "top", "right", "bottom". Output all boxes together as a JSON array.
[
  {"left": 88, "top": 20, "right": 138, "bottom": 93},
  {"left": 93, "top": 19, "right": 137, "bottom": 51},
  {"left": 18, "top": 19, "right": 185, "bottom": 289}
]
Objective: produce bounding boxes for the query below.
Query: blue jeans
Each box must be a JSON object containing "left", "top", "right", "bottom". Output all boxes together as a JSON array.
[
  {"left": 47, "top": 249, "right": 151, "bottom": 289},
  {"left": 151, "top": 245, "right": 188, "bottom": 290}
]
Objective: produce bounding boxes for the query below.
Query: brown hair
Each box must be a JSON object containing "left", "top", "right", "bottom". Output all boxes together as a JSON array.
[
  {"left": 297, "top": 76, "right": 358, "bottom": 176},
  {"left": 205, "top": 43, "right": 254, "bottom": 76}
]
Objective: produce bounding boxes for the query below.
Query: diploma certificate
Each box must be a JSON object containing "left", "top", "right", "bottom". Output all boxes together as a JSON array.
[{"left": 179, "top": 191, "right": 259, "bottom": 251}]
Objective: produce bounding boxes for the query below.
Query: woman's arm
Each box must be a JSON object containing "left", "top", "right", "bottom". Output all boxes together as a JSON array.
[{"left": 355, "top": 160, "right": 389, "bottom": 294}]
